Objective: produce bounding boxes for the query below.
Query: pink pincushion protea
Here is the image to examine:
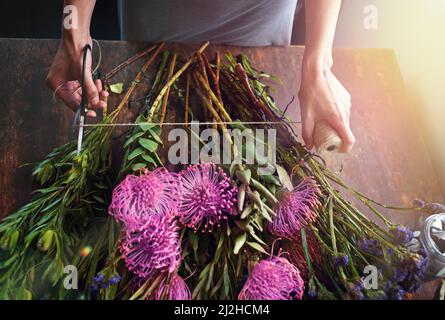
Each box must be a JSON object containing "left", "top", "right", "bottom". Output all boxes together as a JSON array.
[
  {"left": 238, "top": 256, "right": 305, "bottom": 300},
  {"left": 121, "top": 215, "right": 182, "bottom": 279},
  {"left": 178, "top": 163, "right": 237, "bottom": 232},
  {"left": 269, "top": 177, "right": 320, "bottom": 240},
  {"left": 154, "top": 273, "right": 191, "bottom": 300},
  {"left": 109, "top": 168, "right": 181, "bottom": 228}
]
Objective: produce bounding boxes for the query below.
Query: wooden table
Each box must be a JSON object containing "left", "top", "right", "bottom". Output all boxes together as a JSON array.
[{"left": 0, "top": 38, "right": 443, "bottom": 298}]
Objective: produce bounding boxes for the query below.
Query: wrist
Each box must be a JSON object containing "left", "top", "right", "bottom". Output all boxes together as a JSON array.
[
  {"left": 61, "top": 29, "right": 91, "bottom": 51},
  {"left": 302, "top": 49, "right": 333, "bottom": 75}
]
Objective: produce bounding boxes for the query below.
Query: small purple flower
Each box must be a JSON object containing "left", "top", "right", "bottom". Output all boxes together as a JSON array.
[
  {"left": 387, "top": 285, "right": 406, "bottom": 300},
  {"left": 91, "top": 273, "right": 109, "bottom": 293},
  {"left": 90, "top": 284, "right": 99, "bottom": 293},
  {"left": 238, "top": 256, "right": 304, "bottom": 300},
  {"left": 269, "top": 177, "right": 320, "bottom": 240},
  {"left": 347, "top": 280, "right": 365, "bottom": 300},
  {"left": 108, "top": 275, "right": 122, "bottom": 285},
  {"left": 390, "top": 225, "right": 414, "bottom": 245},
  {"left": 93, "top": 273, "right": 105, "bottom": 283},
  {"left": 390, "top": 267, "right": 409, "bottom": 283},
  {"left": 178, "top": 163, "right": 237, "bottom": 232},
  {"left": 391, "top": 251, "right": 427, "bottom": 293},
  {"left": 121, "top": 215, "right": 182, "bottom": 279},
  {"left": 414, "top": 199, "right": 445, "bottom": 214},
  {"left": 307, "top": 289, "right": 317, "bottom": 298},
  {"left": 155, "top": 273, "right": 191, "bottom": 300},
  {"left": 109, "top": 168, "right": 182, "bottom": 229},
  {"left": 334, "top": 253, "right": 349, "bottom": 267},
  {"left": 413, "top": 199, "right": 426, "bottom": 209},
  {"left": 359, "top": 238, "right": 384, "bottom": 256}
]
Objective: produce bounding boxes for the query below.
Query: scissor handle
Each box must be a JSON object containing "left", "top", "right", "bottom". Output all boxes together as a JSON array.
[{"left": 80, "top": 44, "right": 92, "bottom": 118}]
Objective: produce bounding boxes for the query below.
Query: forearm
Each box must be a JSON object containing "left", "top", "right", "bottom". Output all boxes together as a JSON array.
[
  {"left": 61, "top": 0, "right": 96, "bottom": 45},
  {"left": 304, "top": 0, "right": 342, "bottom": 71}
]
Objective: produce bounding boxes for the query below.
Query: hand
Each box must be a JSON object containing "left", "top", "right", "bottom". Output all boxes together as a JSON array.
[
  {"left": 298, "top": 60, "right": 355, "bottom": 153},
  {"left": 46, "top": 37, "right": 108, "bottom": 117}
]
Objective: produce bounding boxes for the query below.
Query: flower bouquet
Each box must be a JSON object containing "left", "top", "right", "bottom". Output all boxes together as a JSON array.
[{"left": 0, "top": 43, "right": 428, "bottom": 300}]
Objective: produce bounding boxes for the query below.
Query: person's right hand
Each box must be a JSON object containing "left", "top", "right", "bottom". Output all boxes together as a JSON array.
[{"left": 46, "top": 37, "right": 108, "bottom": 117}]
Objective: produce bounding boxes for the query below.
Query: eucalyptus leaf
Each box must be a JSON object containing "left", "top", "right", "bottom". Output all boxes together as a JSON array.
[
  {"left": 275, "top": 164, "right": 293, "bottom": 191},
  {"left": 246, "top": 241, "right": 268, "bottom": 255},
  {"left": 233, "top": 233, "right": 247, "bottom": 255},
  {"left": 109, "top": 82, "right": 124, "bottom": 94}
]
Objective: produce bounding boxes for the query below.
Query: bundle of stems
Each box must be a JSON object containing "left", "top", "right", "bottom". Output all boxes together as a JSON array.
[
  {"left": 0, "top": 44, "right": 426, "bottom": 300},
  {"left": 172, "top": 50, "right": 425, "bottom": 300},
  {"left": 0, "top": 43, "right": 164, "bottom": 299}
]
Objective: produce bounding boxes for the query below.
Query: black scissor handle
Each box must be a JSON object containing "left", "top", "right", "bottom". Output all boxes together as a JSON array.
[{"left": 80, "top": 44, "right": 92, "bottom": 118}]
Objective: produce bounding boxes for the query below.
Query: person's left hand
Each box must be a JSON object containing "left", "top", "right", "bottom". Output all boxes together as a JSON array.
[{"left": 298, "top": 59, "right": 355, "bottom": 153}]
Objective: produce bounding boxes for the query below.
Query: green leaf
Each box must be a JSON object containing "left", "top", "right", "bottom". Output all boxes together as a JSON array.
[
  {"left": 222, "top": 263, "right": 230, "bottom": 298},
  {"left": 139, "top": 138, "right": 158, "bottom": 152},
  {"left": 233, "top": 233, "right": 247, "bottom": 255},
  {"left": 8, "top": 230, "right": 19, "bottom": 250},
  {"left": 148, "top": 132, "right": 163, "bottom": 145},
  {"left": 124, "top": 131, "right": 145, "bottom": 148},
  {"left": 148, "top": 125, "right": 161, "bottom": 136},
  {"left": 37, "top": 230, "right": 56, "bottom": 252},
  {"left": 205, "top": 263, "right": 215, "bottom": 293},
  {"left": 248, "top": 229, "right": 267, "bottom": 246},
  {"left": 138, "top": 122, "right": 155, "bottom": 132},
  {"left": 275, "top": 164, "right": 293, "bottom": 191},
  {"left": 198, "top": 263, "right": 212, "bottom": 280},
  {"left": 235, "top": 169, "right": 251, "bottom": 184},
  {"left": 261, "top": 174, "right": 281, "bottom": 186},
  {"left": 240, "top": 204, "right": 253, "bottom": 219},
  {"left": 189, "top": 232, "right": 199, "bottom": 252},
  {"left": 93, "top": 196, "right": 105, "bottom": 204},
  {"left": 141, "top": 154, "right": 156, "bottom": 165},
  {"left": 260, "top": 207, "right": 273, "bottom": 223},
  {"left": 209, "top": 275, "right": 224, "bottom": 298},
  {"left": 128, "top": 148, "right": 145, "bottom": 161},
  {"left": 109, "top": 82, "right": 124, "bottom": 94},
  {"left": 246, "top": 241, "right": 268, "bottom": 255}
]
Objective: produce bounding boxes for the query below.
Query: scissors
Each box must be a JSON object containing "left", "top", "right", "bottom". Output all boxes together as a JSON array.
[{"left": 76, "top": 44, "right": 101, "bottom": 155}]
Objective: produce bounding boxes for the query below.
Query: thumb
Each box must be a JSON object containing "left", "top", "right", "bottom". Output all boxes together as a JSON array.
[{"left": 330, "top": 119, "right": 355, "bottom": 153}]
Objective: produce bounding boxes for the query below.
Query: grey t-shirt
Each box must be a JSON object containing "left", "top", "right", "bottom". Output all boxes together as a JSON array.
[{"left": 118, "top": 0, "right": 298, "bottom": 46}]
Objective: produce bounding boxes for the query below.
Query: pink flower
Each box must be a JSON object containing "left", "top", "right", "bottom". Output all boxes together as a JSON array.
[
  {"left": 269, "top": 177, "right": 320, "bottom": 240},
  {"left": 121, "top": 215, "right": 182, "bottom": 279},
  {"left": 154, "top": 273, "right": 191, "bottom": 300},
  {"left": 109, "top": 168, "right": 181, "bottom": 228},
  {"left": 238, "top": 256, "right": 304, "bottom": 300},
  {"left": 178, "top": 163, "right": 237, "bottom": 232}
]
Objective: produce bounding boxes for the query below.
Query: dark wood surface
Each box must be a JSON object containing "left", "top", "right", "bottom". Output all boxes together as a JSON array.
[{"left": 0, "top": 38, "right": 443, "bottom": 298}]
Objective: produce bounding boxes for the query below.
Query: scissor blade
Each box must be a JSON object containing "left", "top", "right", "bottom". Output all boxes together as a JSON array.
[{"left": 76, "top": 115, "right": 85, "bottom": 155}]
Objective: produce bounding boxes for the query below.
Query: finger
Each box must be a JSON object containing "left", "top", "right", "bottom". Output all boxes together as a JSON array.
[
  {"left": 58, "top": 89, "right": 81, "bottom": 112},
  {"left": 95, "top": 78, "right": 103, "bottom": 92},
  {"left": 84, "top": 71, "right": 100, "bottom": 108},
  {"left": 86, "top": 109, "right": 97, "bottom": 118},
  {"left": 96, "top": 90, "right": 107, "bottom": 108},
  {"left": 50, "top": 80, "right": 81, "bottom": 112},
  {"left": 302, "top": 116, "right": 315, "bottom": 150},
  {"left": 330, "top": 118, "right": 355, "bottom": 153}
]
